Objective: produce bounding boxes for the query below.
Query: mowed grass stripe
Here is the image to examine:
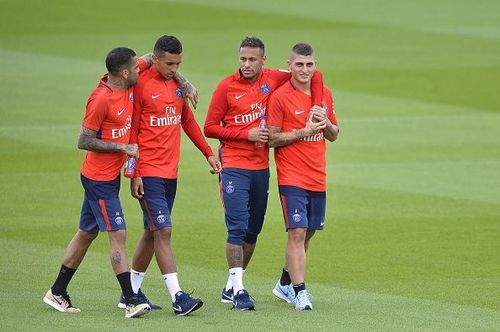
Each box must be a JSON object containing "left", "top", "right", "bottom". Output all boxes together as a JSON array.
[
  {"left": 165, "top": 0, "right": 500, "bottom": 40},
  {"left": 328, "top": 159, "right": 500, "bottom": 204},
  {"left": 2, "top": 238, "right": 499, "bottom": 331}
]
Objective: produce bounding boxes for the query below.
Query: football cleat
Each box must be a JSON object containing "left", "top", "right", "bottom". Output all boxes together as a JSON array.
[
  {"left": 221, "top": 287, "right": 234, "bottom": 303},
  {"left": 124, "top": 295, "right": 151, "bottom": 318},
  {"left": 118, "top": 289, "right": 162, "bottom": 310},
  {"left": 294, "top": 289, "right": 312, "bottom": 311},
  {"left": 272, "top": 280, "right": 295, "bottom": 304},
  {"left": 172, "top": 291, "right": 203, "bottom": 316},
  {"left": 232, "top": 289, "right": 255, "bottom": 311},
  {"left": 43, "top": 289, "right": 81, "bottom": 313}
]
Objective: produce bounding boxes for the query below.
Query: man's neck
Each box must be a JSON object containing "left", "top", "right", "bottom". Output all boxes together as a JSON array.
[
  {"left": 291, "top": 78, "right": 311, "bottom": 95},
  {"left": 241, "top": 70, "right": 261, "bottom": 84},
  {"left": 107, "top": 75, "right": 128, "bottom": 91}
]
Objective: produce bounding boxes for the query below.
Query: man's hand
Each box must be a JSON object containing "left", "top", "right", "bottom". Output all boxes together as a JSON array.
[
  {"left": 123, "top": 143, "right": 139, "bottom": 158},
  {"left": 183, "top": 82, "right": 199, "bottom": 110},
  {"left": 248, "top": 127, "right": 269, "bottom": 143},
  {"left": 207, "top": 155, "right": 222, "bottom": 174},
  {"left": 130, "top": 177, "right": 144, "bottom": 199},
  {"left": 305, "top": 111, "right": 327, "bottom": 136},
  {"left": 310, "top": 105, "right": 327, "bottom": 122}
]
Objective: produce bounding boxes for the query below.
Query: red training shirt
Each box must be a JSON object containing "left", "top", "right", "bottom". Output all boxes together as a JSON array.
[
  {"left": 130, "top": 66, "right": 213, "bottom": 179},
  {"left": 267, "top": 81, "right": 337, "bottom": 192},
  {"left": 80, "top": 58, "right": 147, "bottom": 181}
]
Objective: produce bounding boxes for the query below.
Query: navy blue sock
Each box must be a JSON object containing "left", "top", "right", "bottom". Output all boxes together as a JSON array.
[
  {"left": 51, "top": 265, "right": 76, "bottom": 295},
  {"left": 279, "top": 268, "right": 291, "bottom": 286},
  {"left": 116, "top": 272, "right": 134, "bottom": 302},
  {"left": 293, "top": 282, "right": 306, "bottom": 296}
]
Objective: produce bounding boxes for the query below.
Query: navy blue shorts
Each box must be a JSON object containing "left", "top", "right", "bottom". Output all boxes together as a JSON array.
[
  {"left": 220, "top": 168, "right": 269, "bottom": 244},
  {"left": 279, "top": 185, "right": 326, "bottom": 230},
  {"left": 139, "top": 177, "right": 177, "bottom": 231},
  {"left": 79, "top": 174, "right": 126, "bottom": 232}
]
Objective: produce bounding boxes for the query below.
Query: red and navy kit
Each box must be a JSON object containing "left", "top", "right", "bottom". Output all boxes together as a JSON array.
[
  {"left": 205, "top": 68, "right": 324, "bottom": 243},
  {"left": 267, "top": 81, "right": 337, "bottom": 230},
  {"left": 130, "top": 66, "right": 214, "bottom": 230},
  {"left": 267, "top": 82, "right": 336, "bottom": 192},
  {"left": 79, "top": 58, "right": 147, "bottom": 232}
]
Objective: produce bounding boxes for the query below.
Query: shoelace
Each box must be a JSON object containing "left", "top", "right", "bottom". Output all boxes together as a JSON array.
[
  {"left": 236, "top": 290, "right": 255, "bottom": 303},
  {"left": 136, "top": 290, "right": 150, "bottom": 303},
  {"left": 60, "top": 291, "right": 73, "bottom": 306},
  {"left": 296, "top": 291, "right": 313, "bottom": 304}
]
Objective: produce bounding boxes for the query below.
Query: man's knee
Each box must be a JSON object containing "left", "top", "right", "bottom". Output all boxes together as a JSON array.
[
  {"left": 143, "top": 229, "right": 154, "bottom": 240},
  {"left": 154, "top": 227, "right": 172, "bottom": 241},
  {"left": 77, "top": 229, "right": 99, "bottom": 242},
  {"left": 227, "top": 229, "right": 246, "bottom": 245},
  {"left": 108, "top": 229, "right": 127, "bottom": 245},
  {"left": 288, "top": 228, "right": 307, "bottom": 242},
  {"left": 244, "top": 232, "right": 258, "bottom": 244}
]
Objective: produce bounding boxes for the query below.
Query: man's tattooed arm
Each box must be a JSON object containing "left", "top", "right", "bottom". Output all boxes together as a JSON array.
[
  {"left": 174, "top": 71, "right": 199, "bottom": 109},
  {"left": 77, "top": 127, "right": 138, "bottom": 156}
]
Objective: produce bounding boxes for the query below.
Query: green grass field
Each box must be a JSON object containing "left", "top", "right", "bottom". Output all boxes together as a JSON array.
[{"left": 1, "top": 0, "right": 499, "bottom": 330}]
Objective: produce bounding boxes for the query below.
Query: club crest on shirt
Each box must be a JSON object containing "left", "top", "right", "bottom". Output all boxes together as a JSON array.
[
  {"left": 260, "top": 83, "right": 271, "bottom": 94},
  {"left": 129, "top": 92, "right": 134, "bottom": 102},
  {"left": 157, "top": 214, "right": 167, "bottom": 224},
  {"left": 292, "top": 209, "right": 302, "bottom": 223},
  {"left": 226, "top": 181, "right": 235, "bottom": 194},
  {"left": 175, "top": 87, "right": 183, "bottom": 98}
]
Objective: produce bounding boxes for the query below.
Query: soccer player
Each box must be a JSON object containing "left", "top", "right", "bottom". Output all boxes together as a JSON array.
[
  {"left": 204, "top": 36, "right": 323, "bottom": 310},
  {"left": 267, "top": 43, "right": 339, "bottom": 311},
  {"left": 121, "top": 35, "right": 222, "bottom": 316},
  {"left": 43, "top": 47, "right": 152, "bottom": 318}
]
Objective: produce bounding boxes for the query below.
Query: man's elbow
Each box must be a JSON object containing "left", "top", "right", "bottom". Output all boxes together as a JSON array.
[
  {"left": 203, "top": 126, "right": 212, "bottom": 138},
  {"left": 77, "top": 136, "right": 88, "bottom": 150}
]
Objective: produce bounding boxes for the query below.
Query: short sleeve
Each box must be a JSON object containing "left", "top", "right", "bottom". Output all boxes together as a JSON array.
[
  {"left": 267, "top": 93, "right": 285, "bottom": 129},
  {"left": 82, "top": 94, "right": 107, "bottom": 131}
]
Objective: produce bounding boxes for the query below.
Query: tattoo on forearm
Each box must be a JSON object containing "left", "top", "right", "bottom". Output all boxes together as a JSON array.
[
  {"left": 270, "top": 128, "right": 307, "bottom": 147},
  {"left": 174, "top": 72, "right": 192, "bottom": 94},
  {"left": 174, "top": 72, "right": 189, "bottom": 87},
  {"left": 78, "top": 127, "right": 124, "bottom": 153}
]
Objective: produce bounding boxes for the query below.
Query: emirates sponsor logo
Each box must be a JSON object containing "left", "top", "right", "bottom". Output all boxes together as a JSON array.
[
  {"left": 234, "top": 103, "right": 266, "bottom": 124},
  {"left": 150, "top": 114, "right": 182, "bottom": 127},
  {"left": 111, "top": 115, "right": 132, "bottom": 139},
  {"left": 149, "top": 106, "right": 181, "bottom": 127},
  {"left": 302, "top": 131, "right": 324, "bottom": 142}
]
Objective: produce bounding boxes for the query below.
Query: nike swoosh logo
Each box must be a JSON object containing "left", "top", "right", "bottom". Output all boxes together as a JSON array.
[
  {"left": 152, "top": 94, "right": 161, "bottom": 99},
  {"left": 173, "top": 305, "right": 182, "bottom": 312},
  {"left": 295, "top": 110, "right": 305, "bottom": 115},
  {"left": 117, "top": 108, "right": 125, "bottom": 116},
  {"left": 235, "top": 93, "right": 245, "bottom": 100},
  {"left": 53, "top": 297, "right": 63, "bottom": 305}
]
